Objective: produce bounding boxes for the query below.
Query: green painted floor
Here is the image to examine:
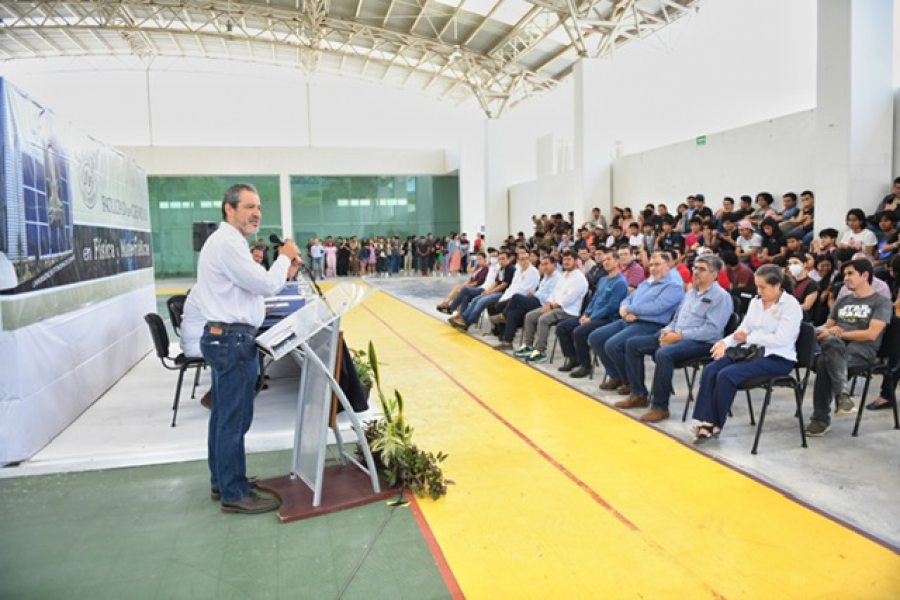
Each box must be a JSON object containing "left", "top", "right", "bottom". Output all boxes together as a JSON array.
[{"left": 0, "top": 450, "right": 450, "bottom": 600}]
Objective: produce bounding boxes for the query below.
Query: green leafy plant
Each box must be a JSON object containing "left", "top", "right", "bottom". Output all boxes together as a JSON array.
[
  {"left": 350, "top": 347, "right": 374, "bottom": 390},
  {"left": 361, "top": 341, "right": 449, "bottom": 500}
]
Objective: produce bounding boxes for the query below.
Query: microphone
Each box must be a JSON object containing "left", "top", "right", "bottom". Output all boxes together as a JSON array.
[{"left": 269, "top": 234, "right": 323, "bottom": 298}]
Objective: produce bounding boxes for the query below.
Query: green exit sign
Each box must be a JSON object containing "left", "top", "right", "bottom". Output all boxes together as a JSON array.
[{"left": 696, "top": 135, "right": 707, "bottom": 146}]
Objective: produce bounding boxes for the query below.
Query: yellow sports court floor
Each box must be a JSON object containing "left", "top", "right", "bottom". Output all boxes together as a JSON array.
[{"left": 342, "top": 289, "right": 900, "bottom": 598}]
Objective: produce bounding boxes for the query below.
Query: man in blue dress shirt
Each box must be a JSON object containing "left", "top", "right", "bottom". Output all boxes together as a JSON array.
[{"left": 592, "top": 251, "right": 685, "bottom": 396}]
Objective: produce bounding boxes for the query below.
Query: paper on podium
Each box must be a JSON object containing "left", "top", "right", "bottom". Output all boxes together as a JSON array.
[{"left": 256, "top": 282, "right": 374, "bottom": 360}]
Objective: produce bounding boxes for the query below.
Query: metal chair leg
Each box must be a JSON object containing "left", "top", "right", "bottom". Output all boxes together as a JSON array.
[
  {"left": 746, "top": 389, "right": 756, "bottom": 425},
  {"left": 172, "top": 366, "right": 188, "bottom": 427},
  {"left": 851, "top": 372, "right": 873, "bottom": 437},
  {"left": 191, "top": 365, "right": 202, "bottom": 399},
  {"left": 750, "top": 387, "right": 773, "bottom": 455},
  {"left": 681, "top": 366, "right": 696, "bottom": 422},
  {"left": 795, "top": 383, "right": 807, "bottom": 448}
]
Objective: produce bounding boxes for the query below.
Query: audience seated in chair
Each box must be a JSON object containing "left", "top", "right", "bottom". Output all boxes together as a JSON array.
[
  {"left": 593, "top": 251, "right": 685, "bottom": 396},
  {"left": 514, "top": 251, "right": 588, "bottom": 364},
  {"left": 806, "top": 259, "right": 892, "bottom": 437},
  {"left": 494, "top": 256, "right": 560, "bottom": 349},
  {"left": 555, "top": 250, "right": 628, "bottom": 378},
  {"left": 690, "top": 265, "right": 802, "bottom": 443},
  {"left": 619, "top": 254, "right": 733, "bottom": 422}
]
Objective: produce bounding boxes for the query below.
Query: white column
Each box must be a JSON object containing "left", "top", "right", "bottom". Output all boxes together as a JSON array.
[
  {"left": 574, "top": 59, "right": 613, "bottom": 227},
  {"left": 814, "top": 0, "right": 894, "bottom": 234},
  {"left": 279, "top": 173, "right": 293, "bottom": 239},
  {"left": 456, "top": 121, "right": 487, "bottom": 239},
  {"left": 483, "top": 119, "right": 508, "bottom": 245}
]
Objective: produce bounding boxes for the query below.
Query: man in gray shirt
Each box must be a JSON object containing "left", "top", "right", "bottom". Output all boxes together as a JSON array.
[
  {"left": 807, "top": 259, "right": 893, "bottom": 436},
  {"left": 619, "top": 254, "right": 733, "bottom": 422}
]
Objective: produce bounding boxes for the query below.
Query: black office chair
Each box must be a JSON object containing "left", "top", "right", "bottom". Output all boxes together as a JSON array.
[
  {"left": 144, "top": 313, "right": 206, "bottom": 427},
  {"left": 166, "top": 294, "right": 187, "bottom": 338},
  {"left": 847, "top": 317, "right": 900, "bottom": 437},
  {"left": 731, "top": 290, "right": 756, "bottom": 317},
  {"left": 675, "top": 313, "right": 742, "bottom": 422},
  {"left": 739, "top": 321, "right": 816, "bottom": 454}
]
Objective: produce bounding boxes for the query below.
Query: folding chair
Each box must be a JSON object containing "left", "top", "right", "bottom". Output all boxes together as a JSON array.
[
  {"left": 846, "top": 316, "right": 900, "bottom": 437},
  {"left": 144, "top": 313, "right": 207, "bottom": 427},
  {"left": 677, "top": 313, "right": 741, "bottom": 421},
  {"left": 739, "top": 322, "right": 816, "bottom": 454}
]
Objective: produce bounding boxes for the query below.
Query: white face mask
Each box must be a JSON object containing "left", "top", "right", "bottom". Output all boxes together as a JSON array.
[
  {"left": 788, "top": 264, "right": 804, "bottom": 278},
  {"left": 489, "top": 256, "right": 499, "bottom": 265}
]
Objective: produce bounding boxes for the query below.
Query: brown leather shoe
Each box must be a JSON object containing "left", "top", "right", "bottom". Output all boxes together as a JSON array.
[
  {"left": 221, "top": 490, "right": 279, "bottom": 514},
  {"left": 211, "top": 476, "right": 259, "bottom": 501},
  {"left": 614, "top": 396, "right": 649, "bottom": 409},
  {"left": 599, "top": 378, "right": 623, "bottom": 391},
  {"left": 639, "top": 407, "right": 670, "bottom": 422},
  {"left": 616, "top": 384, "right": 631, "bottom": 395}
]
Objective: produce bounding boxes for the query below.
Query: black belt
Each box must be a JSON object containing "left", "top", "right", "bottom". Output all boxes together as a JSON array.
[{"left": 206, "top": 321, "right": 257, "bottom": 334}]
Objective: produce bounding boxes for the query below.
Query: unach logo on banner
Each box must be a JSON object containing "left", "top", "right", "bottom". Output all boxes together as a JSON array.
[{"left": 80, "top": 153, "right": 99, "bottom": 209}]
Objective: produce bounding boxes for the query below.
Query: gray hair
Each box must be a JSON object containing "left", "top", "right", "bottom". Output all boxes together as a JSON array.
[
  {"left": 694, "top": 254, "right": 723, "bottom": 274},
  {"left": 222, "top": 183, "right": 258, "bottom": 220},
  {"left": 651, "top": 251, "right": 672, "bottom": 264}
]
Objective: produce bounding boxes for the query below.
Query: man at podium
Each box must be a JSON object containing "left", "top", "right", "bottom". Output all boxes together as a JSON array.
[{"left": 190, "top": 183, "right": 301, "bottom": 514}]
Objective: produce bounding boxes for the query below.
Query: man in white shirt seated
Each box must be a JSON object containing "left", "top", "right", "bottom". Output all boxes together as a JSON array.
[
  {"left": 191, "top": 183, "right": 300, "bottom": 515},
  {"left": 486, "top": 249, "right": 540, "bottom": 331},
  {"left": 514, "top": 250, "right": 588, "bottom": 364}
]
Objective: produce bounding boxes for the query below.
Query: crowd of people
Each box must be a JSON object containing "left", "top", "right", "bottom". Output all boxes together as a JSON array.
[
  {"left": 250, "top": 233, "right": 487, "bottom": 278},
  {"left": 434, "top": 182, "right": 900, "bottom": 444}
]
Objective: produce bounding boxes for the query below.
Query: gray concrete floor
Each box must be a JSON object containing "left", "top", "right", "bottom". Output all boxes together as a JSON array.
[{"left": 365, "top": 273, "right": 900, "bottom": 550}]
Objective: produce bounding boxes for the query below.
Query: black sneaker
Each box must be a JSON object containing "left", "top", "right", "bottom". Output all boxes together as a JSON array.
[
  {"left": 569, "top": 366, "right": 591, "bottom": 378},
  {"left": 558, "top": 358, "right": 577, "bottom": 372},
  {"left": 221, "top": 490, "right": 279, "bottom": 514}
]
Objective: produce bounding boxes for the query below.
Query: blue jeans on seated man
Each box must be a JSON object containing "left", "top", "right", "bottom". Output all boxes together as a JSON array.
[
  {"left": 691, "top": 354, "right": 795, "bottom": 429},
  {"left": 462, "top": 292, "right": 502, "bottom": 325},
  {"left": 500, "top": 294, "right": 541, "bottom": 342},
  {"left": 623, "top": 336, "right": 712, "bottom": 408},
  {"left": 449, "top": 286, "right": 483, "bottom": 313},
  {"left": 201, "top": 325, "right": 260, "bottom": 503},
  {"left": 556, "top": 316, "right": 613, "bottom": 368},
  {"left": 589, "top": 320, "right": 664, "bottom": 382}
]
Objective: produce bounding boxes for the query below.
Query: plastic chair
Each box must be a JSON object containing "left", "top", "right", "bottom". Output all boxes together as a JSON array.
[
  {"left": 166, "top": 294, "right": 187, "bottom": 338},
  {"left": 144, "top": 313, "right": 206, "bottom": 427}
]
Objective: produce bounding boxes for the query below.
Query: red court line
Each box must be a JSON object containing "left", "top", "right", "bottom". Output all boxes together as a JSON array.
[
  {"left": 407, "top": 493, "right": 466, "bottom": 600},
  {"left": 361, "top": 304, "right": 638, "bottom": 531},
  {"left": 363, "top": 300, "right": 728, "bottom": 599}
]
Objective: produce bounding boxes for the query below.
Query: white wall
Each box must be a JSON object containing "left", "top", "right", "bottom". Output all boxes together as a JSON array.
[
  {"left": 508, "top": 173, "right": 577, "bottom": 236},
  {"left": 0, "top": 56, "right": 488, "bottom": 236},
  {"left": 612, "top": 110, "right": 816, "bottom": 212}
]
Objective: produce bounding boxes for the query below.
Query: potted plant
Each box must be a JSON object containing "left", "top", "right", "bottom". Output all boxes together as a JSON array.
[
  {"left": 361, "top": 341, "right": 448, "bottom": 500},
  {"left": 350, "top": 346, "right": 374, "bottom": 397}
]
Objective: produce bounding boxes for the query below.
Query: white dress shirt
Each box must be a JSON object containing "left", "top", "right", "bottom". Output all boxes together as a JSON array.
[
  {"left": 179, "top": 296, "right": 204, "bottom": 357},
  {"left": 500, "top": 264, "right": 540, "bottom": 302},
  {"left": 190, "top": 221, "right": 291, "bottom": 328},
  {"left": 723, "top": 291, "right": 802, "bottom": 362},
  {"left": 548, "top": 268, "right": 589, "bottom": 316}
]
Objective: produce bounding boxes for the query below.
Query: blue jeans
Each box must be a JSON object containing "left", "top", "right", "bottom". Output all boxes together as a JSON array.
[
  {"left": 692, "top": 355, "right": 794, "bottom": 429},
  {"left": 312, "top": 256, "right": 324, "bottom": 279},
  {"left": 624, "top": 336, "right": 712, "bottom": 408},
  {"left": 590, "top": 320, "right": 663, "bottom": 381},
  {"left": 463, "top": 292, "right": 502, "bottom": 325},
  {"left": 556, "top": 316, "right": 612, "bottom": 368},
  {"left": 450, "top": 286, "right": 482, "bottom": 313},
  {"left": 501, "top": 294, "right": 540, "bottom": 342},
  {"left": 201, "top": 324, "right": 260, "bottom": 503}
]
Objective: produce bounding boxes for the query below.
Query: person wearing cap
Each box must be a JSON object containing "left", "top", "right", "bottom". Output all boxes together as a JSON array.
[{"left": 734, "top": 219, "right": 762, "bottom": 264}]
